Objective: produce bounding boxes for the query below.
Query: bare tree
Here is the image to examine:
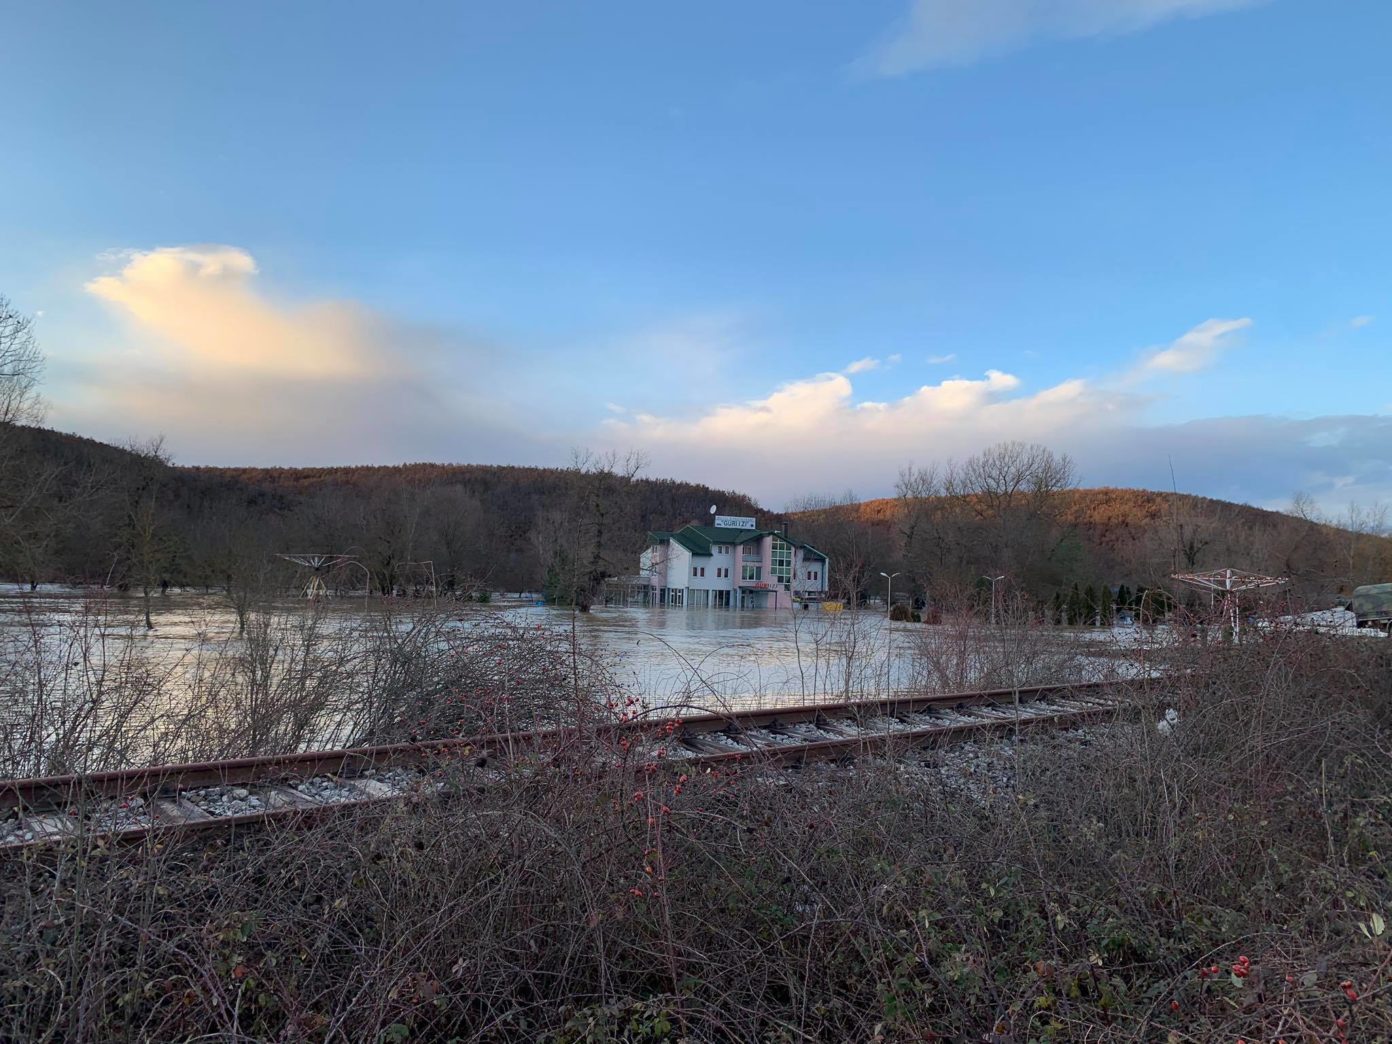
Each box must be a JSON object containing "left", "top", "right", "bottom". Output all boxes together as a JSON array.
[
  {"left": 1284, "top": 493, "right": 1392, "bottom": 594},
  {"left": 895, "top": 463, "right": 946, "bottom": 603},
  {"left": 0, "top": 298, "right": 68, "bottom": 587},
  {"left": 786, "top": 491, "right": 893, "bottom": 605},
  {"left": 938, "top": 441, "right": 1079, "bottom": 593},
  {"left": 543, "top": 449, "right": 648, "bottom": 610},
  {"left": 0, "top": 295, "right": 45, "bottom": 430},
  {"left": 942, "top": 441, "right": 1077, "bottom": 521},
  {"left": 118, "top": 438, "right": 175, "bottom": 629}
]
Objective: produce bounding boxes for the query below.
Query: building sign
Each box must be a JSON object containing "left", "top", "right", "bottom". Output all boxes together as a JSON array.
[{"left": 714, "top": 515, "right": 756, "bottom": 530}]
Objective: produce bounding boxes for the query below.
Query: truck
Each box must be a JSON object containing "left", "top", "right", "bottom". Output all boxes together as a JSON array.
[{"left": 1349, "top": 583, "right": 1392, "bottom": 630}]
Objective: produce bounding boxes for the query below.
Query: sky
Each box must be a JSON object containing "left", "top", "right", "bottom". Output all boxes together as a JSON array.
[{"left": 1, "top": 0, "right": 1389, "bottom": 511}]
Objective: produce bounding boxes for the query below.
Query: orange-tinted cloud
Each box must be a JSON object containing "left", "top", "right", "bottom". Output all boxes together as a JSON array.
[
  {"left": 61, "top": 244, "right": 545, "bottom": 466},
  {"left": 85, "top": 245, "right": 384, "bottom": 378}
]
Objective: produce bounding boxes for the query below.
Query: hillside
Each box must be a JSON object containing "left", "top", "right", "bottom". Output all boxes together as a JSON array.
[
  {"left": 792, "top": 487, "right": 1392, "bottom": 604},
  {"left": 0, "top": 425, "right": 764, "bottom": 593},
  {"left": 4, "top": 424, "right": 1388, "bottom": 606}
]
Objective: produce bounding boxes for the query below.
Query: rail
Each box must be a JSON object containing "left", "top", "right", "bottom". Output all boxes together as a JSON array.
[{"left": 1, "top": 677, "right": 1154, "bottom": 849}]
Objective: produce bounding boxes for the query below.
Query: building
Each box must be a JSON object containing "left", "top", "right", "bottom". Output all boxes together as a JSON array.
[{"left": 639, "top": 516, "right": 829, "bottom": 609}]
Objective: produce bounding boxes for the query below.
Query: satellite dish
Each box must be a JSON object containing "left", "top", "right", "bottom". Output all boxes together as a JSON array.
[{"left": 709, "top": 505, "right": 717, "bottom": 515}]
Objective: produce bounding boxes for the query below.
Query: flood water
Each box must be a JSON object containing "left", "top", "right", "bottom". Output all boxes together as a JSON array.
[{"left": 0, "top": 585, "right": 1144, "bottom": 714}]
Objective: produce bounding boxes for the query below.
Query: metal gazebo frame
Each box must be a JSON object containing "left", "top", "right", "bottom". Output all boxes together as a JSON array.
[{"left": 1170, "top": 567, "right": 1289, "bottom": 642}]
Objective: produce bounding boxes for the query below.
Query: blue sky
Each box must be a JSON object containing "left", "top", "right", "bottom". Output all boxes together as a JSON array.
[{"left": 1, "top": 0, "right": 1388, "bottom": 508}]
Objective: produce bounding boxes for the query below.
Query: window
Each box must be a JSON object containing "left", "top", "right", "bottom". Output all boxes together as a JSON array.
[
  {"left": 770, "top": 537, "right": 792, "bottom": 590},
  {"left": 742, "top": 542, "right": 762, "bottom": 558},
  {"left": 741, "top": 563, "right": 761, "bottom": 582}
]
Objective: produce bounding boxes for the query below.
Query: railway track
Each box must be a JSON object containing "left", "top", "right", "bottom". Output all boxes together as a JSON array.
[{"left": 0, "top": 677, "right": 1149, "bottom": 850}]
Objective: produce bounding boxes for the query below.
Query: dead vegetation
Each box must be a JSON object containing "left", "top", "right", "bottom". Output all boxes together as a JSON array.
[
  {"left": 0, "top": 598, "right": 610, "bottom": 777},
  {"left": 0, "top": 626, "right": 1390, "bottom": 1041}
]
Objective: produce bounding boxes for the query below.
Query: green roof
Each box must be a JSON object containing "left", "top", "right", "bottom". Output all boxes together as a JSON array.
[{"left": 647, "top": 525, "right": 827, "bottom": 562}]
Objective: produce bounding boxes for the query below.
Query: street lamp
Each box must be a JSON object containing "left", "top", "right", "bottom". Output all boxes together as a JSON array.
[
  {"left": 879, "top": 571, "right": 901, "bottom": 619},
  {"left": 982, "top": 574, "right": 1005, "bottom": 626}
]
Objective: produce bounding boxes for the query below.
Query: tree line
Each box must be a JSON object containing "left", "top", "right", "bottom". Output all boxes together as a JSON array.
[
  {"left": 3, "top": 294, "right": 1387, "bottom": 624},
  {"left": 0, "top": 293, "right": 762, "bottom": 618},
  {"left": 790, "top": 441, "right": 1392, "bottom": 620}
]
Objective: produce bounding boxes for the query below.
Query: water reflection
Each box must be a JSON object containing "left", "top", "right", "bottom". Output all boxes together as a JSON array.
[{"left": 1, "top": 587, "right": 1132, "bottom": 716}]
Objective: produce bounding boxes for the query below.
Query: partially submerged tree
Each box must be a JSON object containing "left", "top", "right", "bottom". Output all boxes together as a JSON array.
[
  {"left": 118, "top": 438, "right": 176, "bottom": 629},
  {"left": 542, "top": 449, "right": 647, "bottom": 610}
]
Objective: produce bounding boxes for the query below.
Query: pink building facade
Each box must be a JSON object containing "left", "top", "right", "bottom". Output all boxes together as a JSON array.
[{"left": 639, "top": 522, "right": 829, "bottom": 609}]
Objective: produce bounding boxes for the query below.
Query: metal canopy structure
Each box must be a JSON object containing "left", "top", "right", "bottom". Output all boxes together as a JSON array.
[
  {"left": 1171, "top": 567, "right": 1289, "bottom": 640},
  {"left": 278, "top": 554, "right": 369, "bottom": 600}
]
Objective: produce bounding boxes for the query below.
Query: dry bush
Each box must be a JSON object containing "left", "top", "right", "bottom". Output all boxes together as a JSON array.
[
  {"left": 906, "top": 592, "right": 1092, "bottom": 692},
  {"left": 1, "top": 632, "right": 1390, "bottom": 1041},
  {"left": 0, "top": 598, "right": 612, "bottom": 776}
]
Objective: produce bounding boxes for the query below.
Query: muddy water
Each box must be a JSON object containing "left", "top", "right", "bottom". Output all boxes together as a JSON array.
[{"left": 0, "top": 586, "right": 1138, "bottom": 715}]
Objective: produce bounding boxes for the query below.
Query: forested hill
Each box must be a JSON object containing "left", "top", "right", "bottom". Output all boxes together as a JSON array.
[
  {"left": 792, "top": 486, "right": 1392, "bottom": 605},
  {"left": 0, "top": 425, "right": 762, "bottom": 593},
  {"left": 5, "top": 424, "right": 1388, "bottom": 605}
]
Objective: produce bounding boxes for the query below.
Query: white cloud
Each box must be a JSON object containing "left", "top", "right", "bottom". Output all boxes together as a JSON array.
[
  {"left": 886, "top": 353, "right": 903, "bottom": 366},
  {"left": 1350, "top": 315, "right": 1374, "bottom": 329},
  {"left": 861, "top": 0, "right": 1268, "bottom": 75},
  {"left": 64, "top": 244, "right": 547, "bottom": 465},
  {"left": 926, "top": 353, "right": 957, "bottom": 364},
  {"left": 599, "top": 316, "right": 1392, "bottom": 508},
  {"left": 85, "top": 245, "right": 377, "bottom": 378},
  {"left": 604, "top": 365, "right": 1113, "bottom": 500},
  {"left": 844, "top": 356, "right": 881, "bottom": 374},
  {"left": 1139, "top": 316, "right": 1250, "bottom": 374},
  {"left": 604, "top": 363, "right": 1392, "bottom": 508}
]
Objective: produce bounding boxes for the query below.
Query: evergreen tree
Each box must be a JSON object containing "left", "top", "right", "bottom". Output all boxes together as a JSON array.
[
  {"left": 1066, "top": 583, "right": 1084, "bottom": 626},
  {"left": 1116, "top": 583, "right": 1132, "bottom": 610},
  {"left": 544, "top": 547, "right": 578, "bottom": 606},
  {"left": 1099, "top": 584, "right": 1115, "bottom": 627}
]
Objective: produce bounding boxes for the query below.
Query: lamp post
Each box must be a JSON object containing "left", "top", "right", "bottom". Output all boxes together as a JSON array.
[
  {"left": 879, "top": 571, "right": 901, "bottom": 696},
  {"left": 982, "top": 574, "right": 1005, "bottom": 626},
  {"left": 879, "top": 572, "right": 900, "bottom": 618}
]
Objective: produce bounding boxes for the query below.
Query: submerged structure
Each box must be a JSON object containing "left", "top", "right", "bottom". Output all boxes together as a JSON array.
[{"left": 640, "top": 517, "right": 829, "bottom": 609}]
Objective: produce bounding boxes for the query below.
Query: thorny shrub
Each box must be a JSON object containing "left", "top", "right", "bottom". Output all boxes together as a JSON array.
[{"left": 1, "top": 628, "right": 1391, "bottom": 1040}]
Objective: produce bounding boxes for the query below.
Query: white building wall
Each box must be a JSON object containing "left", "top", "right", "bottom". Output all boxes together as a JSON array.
[
  {"left": 663, "top": 544, "right": 691, "bottom": 589},
  {"left": 687, "top": 554, "right": 718, "bottom": 590},
  {"left": 710, "top": 543, "right": 735, "bottom": 587},
  {"left": 794, "top": 549, "right": 827, "bottom": 594}
]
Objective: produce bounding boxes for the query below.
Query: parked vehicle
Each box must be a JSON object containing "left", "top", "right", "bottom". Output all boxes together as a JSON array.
[{"left": 1349, "top": 583, "right": 1392, "bottom": 630}]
